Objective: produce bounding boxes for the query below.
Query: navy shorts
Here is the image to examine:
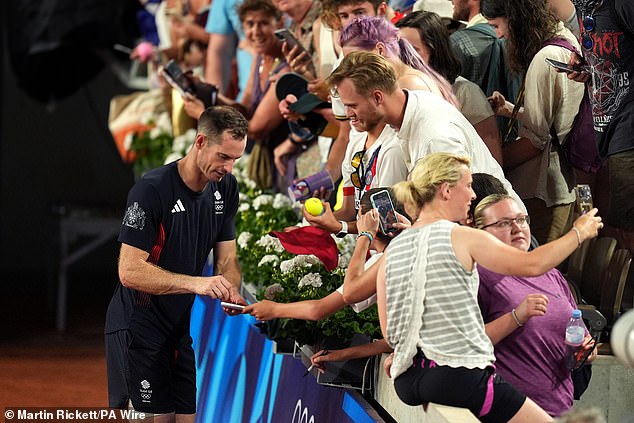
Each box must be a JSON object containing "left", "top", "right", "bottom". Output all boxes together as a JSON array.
[
  {"left": 105, "top": 330, "right": 196, "bottom": 415},
  {"left": 394, "top": 351, "right": 526, "bottom": 423}
]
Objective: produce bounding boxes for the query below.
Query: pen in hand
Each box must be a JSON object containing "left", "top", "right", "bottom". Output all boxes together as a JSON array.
[{"left": 303, "top": 349, "right": 329, "bottom": 377}]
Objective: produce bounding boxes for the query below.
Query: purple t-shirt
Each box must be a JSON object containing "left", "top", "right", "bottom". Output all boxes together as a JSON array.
[{"left": 477, "top": 266, "right": 579, "bottom": 417}]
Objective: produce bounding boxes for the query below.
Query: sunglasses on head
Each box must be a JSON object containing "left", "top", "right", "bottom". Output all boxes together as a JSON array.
[{"left": 350, "top": 150, "right": 365, "bottom": 189}]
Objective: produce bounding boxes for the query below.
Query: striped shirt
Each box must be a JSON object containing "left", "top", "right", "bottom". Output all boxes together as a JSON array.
[{"left": 385, "top": 220, "right": 494, "bottom": 379}]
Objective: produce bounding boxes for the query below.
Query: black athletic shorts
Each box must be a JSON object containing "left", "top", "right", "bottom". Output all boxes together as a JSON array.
[
  {"left": 394, "top": 351, "right": 526, "bottom": 423},
  {"left": 105, "top": 329, "right": 196, "bottom": 415}
]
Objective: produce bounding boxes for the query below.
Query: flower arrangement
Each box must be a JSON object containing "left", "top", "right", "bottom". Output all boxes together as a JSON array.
[
  {"left": 123, "top": 111, "right": 196, "bottom": 176},
  {"left": 233, "top": 160, "right": 381, "bottom": 347}
]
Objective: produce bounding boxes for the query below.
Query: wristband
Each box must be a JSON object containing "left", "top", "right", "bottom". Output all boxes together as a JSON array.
[
  {"left": 571, "top": 227, "right": 582, "bottom": 247},
  {"left": 336, "top": 220, "right": 349, "bottom": 238},
  {"left": 511, "top": 308, "right": 524, "bottom": 327},
  {"left": 357, "top": 231, "right": 374, "bottom": 244}
]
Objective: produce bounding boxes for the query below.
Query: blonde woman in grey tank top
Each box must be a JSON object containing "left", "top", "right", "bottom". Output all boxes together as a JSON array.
[{"left": 375, "top": 153, "right": 602, "bottom": 422}]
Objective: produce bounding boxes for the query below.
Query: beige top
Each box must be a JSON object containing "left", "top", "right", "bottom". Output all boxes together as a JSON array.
[
  {"left": 507, "top": 23, "right": 583, "bottom": 206},
  {"left": 453, "top": 76, "right": 494, "bottom": 125}
]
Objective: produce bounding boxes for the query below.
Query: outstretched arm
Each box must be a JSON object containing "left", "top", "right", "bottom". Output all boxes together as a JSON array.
[
  {"left": 455, "top": 210, "right": 602, "bottom": 276},
  {"left": 309, "top": 339, "right": 392, "bottom": 373},
  {"left": 244, "top": 291, "right": 346, "bottom": 321},
  {"left": 342, "top": 255, "right": 382, "bottom": 305}
]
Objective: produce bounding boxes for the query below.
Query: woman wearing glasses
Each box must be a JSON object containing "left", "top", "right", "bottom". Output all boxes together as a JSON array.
[
  {"left": 474, "top": 194, "right": 597, "bottom": 417},
  {"left": 482, "top": 0, "right": 584, "bottom": 245},
  {"left": 378, "top": 152, "right": 602, "bottom": 422}
]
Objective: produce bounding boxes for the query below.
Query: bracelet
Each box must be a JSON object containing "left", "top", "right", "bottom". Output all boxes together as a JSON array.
[
  {"left": 511, "top": 308, "right": 524, "bottom": 327},
  {"left": 571, "top": 227, "right": 582, "bottom": 247},
  {"left": 357, "top": 231, "right": 374, "bottom": 244}
]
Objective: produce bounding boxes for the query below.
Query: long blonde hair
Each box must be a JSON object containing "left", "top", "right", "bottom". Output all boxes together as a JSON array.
[{"left": 393, "top": 153, "right": 471, "bottom": 217}]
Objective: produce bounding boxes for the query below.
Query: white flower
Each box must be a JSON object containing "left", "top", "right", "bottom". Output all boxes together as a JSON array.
[
  {"left": 164, "top": 151, "right": 183, "bottom": 164},
  {"left": 258, "top": 254, "right": 280, "bottom": 267},
  {"left": 185, "top": 128, "right": 197, "bottom": 142},
  {"left": 280, "top": 258, "right": 295, "bottom": 274},
  {"left": 172, "top": 134, "right": 188, "bottom": 152},
  {"left": 253, "top": 194, "right": 274, "bottom": 210},
  {"left": 338, "top": 253, "right": 350, "bottom": 269},
  {"left": 140, "top": 111, "right": 154, "bottom": 125},
  {"left": 256, "top": 211, "right": 265, "bottom": 218},
  {"left": 238, "top": 193, "right": 250, "bottom": 203},
  {"left": 245, "top": 179, "right": 257, "bottom": 189},
  {"left": 295, "top": 255, "right": 320, "bottom": 267},
  {"left": 149, "top": 126, "right": 163, "bottom": 139},
  {"left": 123, "top": 132, "right": 134, "bottom": 151},
  {"left": 335, "top": 234, "right": 357, "bottom": 257},
  {"left": 238, "top": 203, "right": 250, "bottom": 213},
  {"left": 279, "top": 254, "right": 319, "bottom": 274},
  {"left": 273, "top": 193, "right": 293, "bottom": 208},
  {"left": 264, "top": 283, "right": 284, "bottom": 300},
  {"left": 155, "top": 111, "right": 173, "bottom": 133},
  {"left": 237, "top": 232, "right": 252, "bottom": 249},
  {"left": 256, "top": 235, "right": 285, "bottom": 253},
  {"left": 298, "top": 272, "right": 323, "bottom": 288}
]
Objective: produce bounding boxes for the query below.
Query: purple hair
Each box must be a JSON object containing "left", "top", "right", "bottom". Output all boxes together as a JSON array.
[{"left": 339, "top": 16, "right": 457, "bottom": 107}]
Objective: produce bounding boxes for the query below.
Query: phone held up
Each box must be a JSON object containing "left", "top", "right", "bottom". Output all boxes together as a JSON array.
[
  {"left": 545, "top": 58, "right": 590, "bottom": 73},
  {"left": 370, "top": 190, "right": 398, "bottom": 235},
  {"left": 161, "top": 59, "right": 195, "bottom": 96},
  {"left": 274, "top": 28, "right": 301, "bottom": 50}
]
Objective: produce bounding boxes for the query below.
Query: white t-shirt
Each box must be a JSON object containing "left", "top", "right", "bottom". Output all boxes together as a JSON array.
[
  {"left": 341, "top": 125, "right": 408, "bottom": 209},
  {"left": 396, "top": 89, "right": 525, "bottom": 211},
  {"left": 336, "top": 251, "right": 383, "bottom": 312}
]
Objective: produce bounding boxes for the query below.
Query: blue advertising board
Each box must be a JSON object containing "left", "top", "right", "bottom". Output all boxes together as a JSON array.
[{"left": 190, "top": 296, "right": 380, "bottom": 423}]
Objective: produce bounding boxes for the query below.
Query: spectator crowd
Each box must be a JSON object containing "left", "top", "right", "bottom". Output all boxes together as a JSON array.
[{"left": 107, "top": 0, "right": 632, "bottom": 420}]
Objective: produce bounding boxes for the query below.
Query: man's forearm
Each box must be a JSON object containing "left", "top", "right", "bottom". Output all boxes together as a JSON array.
[{"left": 216, "top": 255, "right": 241, "bottom": 289}]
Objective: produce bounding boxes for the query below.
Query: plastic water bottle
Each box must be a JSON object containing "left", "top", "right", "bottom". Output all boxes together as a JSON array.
[{"left": 565, "top": 309, "right": 585, "bottom": 369}]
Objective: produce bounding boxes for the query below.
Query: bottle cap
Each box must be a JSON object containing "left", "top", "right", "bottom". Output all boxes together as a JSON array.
[{"left": 572, "top": 309, "right": 582, "bottom": 319}]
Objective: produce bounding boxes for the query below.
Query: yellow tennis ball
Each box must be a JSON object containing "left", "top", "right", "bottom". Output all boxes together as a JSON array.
[{"left": 304, "top": 198, "right": 324, "bottom": 216}]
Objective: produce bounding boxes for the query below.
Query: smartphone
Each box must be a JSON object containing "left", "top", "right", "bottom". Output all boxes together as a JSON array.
[
  {"left": 274, "top": 28, "right": 305, "bottom": 54},
  {"left": 370, "top": 190, "right": 398, "bottom": 235},
  {"left": 162, "top": 59, "right": 194, "bottom": 96},
  {"left": 220, "top": 301, "right": 246, "bottom": 311},
  {"left": 545, "top": 58, "right": 589, "bottom": 73}
]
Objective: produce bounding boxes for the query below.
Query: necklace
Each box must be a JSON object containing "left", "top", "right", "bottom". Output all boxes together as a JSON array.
[
  {"left": 415, "top": 215, "right": 444, "bottom": 225},
  {"left": 258, "top": 57, "right": 281, "bottom": 78}
]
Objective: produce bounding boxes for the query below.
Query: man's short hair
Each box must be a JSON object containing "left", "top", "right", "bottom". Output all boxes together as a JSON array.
[
  {"left": 197, "top": 106, "right": 248, "bottom": 143},
  {"left": 330, "top": 0, "right": 384, "bottom": 12},
  {"left": 326, "top": 51, "right": 398, "bottom": 96}
]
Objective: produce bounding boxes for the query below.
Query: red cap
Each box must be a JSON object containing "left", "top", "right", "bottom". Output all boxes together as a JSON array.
[{"left": 270, "top": 226, "right": 339, "bottom": 271}]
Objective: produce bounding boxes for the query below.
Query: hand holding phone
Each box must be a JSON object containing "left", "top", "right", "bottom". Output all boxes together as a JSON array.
[
  {"left": 545, "top": 58, "right": 589, "bottom": 73},
  {"left": 370, "top": 190, "right": 398, "bottom": 235},
  {"left": 220, "top": 301, "right": 246, "bottom": 311},
  {"left": 161, "top": 59, "right": 194, "bottom": 96}
]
